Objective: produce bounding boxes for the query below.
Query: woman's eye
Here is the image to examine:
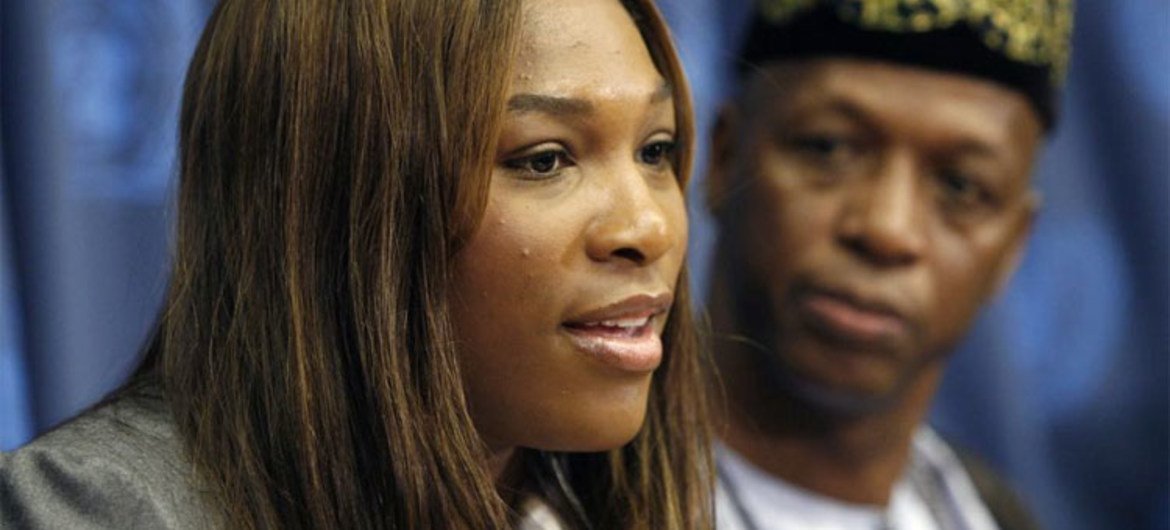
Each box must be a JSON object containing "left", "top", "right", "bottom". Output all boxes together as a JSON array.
[
  {"left": 504, "top": 149, "right": 572, "bottom": 178},
  {"left": 638, "top": 140, "right": 676, "bottom": 166}
]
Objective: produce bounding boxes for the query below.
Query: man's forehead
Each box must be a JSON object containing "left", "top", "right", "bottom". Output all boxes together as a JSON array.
[
  {"left": 751, "top": 59, "right": 1026, "bottom": 104},
  {"left": 742, "top": 58, "right": 1042, "bottom": 147}
]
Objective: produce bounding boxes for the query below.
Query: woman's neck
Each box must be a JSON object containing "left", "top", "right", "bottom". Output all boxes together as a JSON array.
[{"left": 490, "top": 446, "right": 524, "bottom": 506}]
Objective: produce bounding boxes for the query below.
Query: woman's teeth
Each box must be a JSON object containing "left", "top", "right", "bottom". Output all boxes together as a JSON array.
[
  {"left": 594, "top": 316, "right": 650, "bottom": 329},
  {"left": 566, "top": 315, "right": 653, "bottom": 335},
  {"left": 562, "top": 313, "right": 663, "bottom": 372}
]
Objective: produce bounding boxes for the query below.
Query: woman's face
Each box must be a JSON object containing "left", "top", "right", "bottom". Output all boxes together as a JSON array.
[{"left": 451, "top": 0, "right": 687, "bottom": 453}]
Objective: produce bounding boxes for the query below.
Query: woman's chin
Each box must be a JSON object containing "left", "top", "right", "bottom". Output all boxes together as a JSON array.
[
  {"left": 527, "top": 408, "right": 649, "bottom": 453},
  {"left": 536, "top": 428, "right": 644, "bottom": 454}
]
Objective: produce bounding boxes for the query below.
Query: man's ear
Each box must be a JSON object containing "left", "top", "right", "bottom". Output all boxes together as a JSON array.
[
  {"left": 991, "top": 192, "right": 1041, "bottom": 296},
  {"left": 706, "top": 103, "right": 740, "bottom": 220}
]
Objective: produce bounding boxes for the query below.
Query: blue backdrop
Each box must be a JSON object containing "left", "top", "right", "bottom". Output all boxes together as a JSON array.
[
  {"left": 0, "top": 0, "right": 213, "bottom": 437},
  {"left": 1, "top": 2, "right": 1165, "bottom": 529}
]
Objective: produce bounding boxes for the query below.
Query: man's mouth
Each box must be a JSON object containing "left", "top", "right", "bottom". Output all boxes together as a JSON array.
[{"left": 796, "top": 286, "right": 909, "bottom": 347}]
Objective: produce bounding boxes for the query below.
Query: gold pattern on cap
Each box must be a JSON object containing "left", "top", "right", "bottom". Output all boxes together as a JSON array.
[{"left": 756, "top": 0, "right": 1073, "bottom": 84}]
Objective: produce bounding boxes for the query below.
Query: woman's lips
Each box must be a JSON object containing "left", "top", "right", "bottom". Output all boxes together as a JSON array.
[
  {"left": 562, "top": 313, "right": 662, "bottom": 372},
  {"left": 561, "top": 293, "right": 671, "bottom": 372},
  {"left": 799, "top": 289, "right": 908, "bottom": 346}
]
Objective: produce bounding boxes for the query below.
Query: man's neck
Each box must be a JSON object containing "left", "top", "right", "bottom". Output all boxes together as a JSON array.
[
  {"left": 709, "top": 263, "right": 942, "bottom": 506},
  {"left": 718, "top": 358, "right": 941, "bottom": 506}
]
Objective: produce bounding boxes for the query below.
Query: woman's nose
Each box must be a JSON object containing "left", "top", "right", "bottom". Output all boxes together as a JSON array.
[{"left": 584, "top": 163, "right": 680, "bottom": 267}]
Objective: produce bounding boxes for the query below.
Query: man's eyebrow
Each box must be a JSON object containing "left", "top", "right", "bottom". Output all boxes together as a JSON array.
[
  {"left": 814, "top": 98, "right": 1008, "bottom": 160},
  {"left": 949, "top": 139, "right": 1006, "bottom": 161},
  {"left": 506, "top": 81, "right": 674, "bottom": 116},
  {"left": 817, "top": 99, "right": 876, "bottom": 127}
]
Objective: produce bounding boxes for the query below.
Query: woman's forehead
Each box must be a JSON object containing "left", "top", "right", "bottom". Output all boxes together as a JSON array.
[{"left": 512, "top": 0, "right": 663, "bottom": 100}]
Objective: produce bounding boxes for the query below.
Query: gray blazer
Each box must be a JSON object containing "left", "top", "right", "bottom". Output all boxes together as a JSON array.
[
  {"left": 0, "top": 388, "right": 214, "bottom": 529},
  {"left": 1, "top": 388, "right": 574, "bottom": 529}
]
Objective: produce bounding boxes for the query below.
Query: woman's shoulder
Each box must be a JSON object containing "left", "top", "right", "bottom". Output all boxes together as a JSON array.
[{"left": 0, "top": 384, "right": 216, "bottom": 529}]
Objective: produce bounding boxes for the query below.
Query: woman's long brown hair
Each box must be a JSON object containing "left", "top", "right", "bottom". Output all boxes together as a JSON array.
[{"left": 132, "top": 0, "right": 711, "bottom": 528}]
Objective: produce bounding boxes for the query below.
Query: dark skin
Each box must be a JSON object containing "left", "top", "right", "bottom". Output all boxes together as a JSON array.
[
  {"left": 452, "top": 0, "right": 686, "bottom": 485},
  {"left": 708, "top": 58, "right": 1043, "bottom": 505}
]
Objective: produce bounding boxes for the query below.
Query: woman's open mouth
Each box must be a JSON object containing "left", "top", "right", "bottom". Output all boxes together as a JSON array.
[{"left": 561, "top": 294, "right": 670, "bottom": 372}]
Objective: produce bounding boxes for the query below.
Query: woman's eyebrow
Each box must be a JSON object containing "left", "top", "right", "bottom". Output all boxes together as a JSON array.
[
  {"left": 507, "top": 81, "right": 673, "bottom": 116},
  {"left": 507, "top": 94, "right": 594, "bottom": 116}
]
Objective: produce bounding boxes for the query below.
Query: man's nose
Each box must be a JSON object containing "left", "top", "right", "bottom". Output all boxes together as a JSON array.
[
  {"left": 837, "top": 152, "right": 926, "bottom": 267},
  {"left": 584, "top": 163, "right": 679, "bottom": 267}
]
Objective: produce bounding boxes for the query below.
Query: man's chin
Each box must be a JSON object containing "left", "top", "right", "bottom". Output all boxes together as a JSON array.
[
  {"left": 781, "top": 371, "right": 905, "bottom": 417},
  {"left": 766, "top": 357, "right": 907, "bottom": 418}
]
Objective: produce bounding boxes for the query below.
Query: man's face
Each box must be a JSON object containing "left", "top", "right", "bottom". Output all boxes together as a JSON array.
[{"left": 712, "top": 58, "right": 1042, "bottom": 409}]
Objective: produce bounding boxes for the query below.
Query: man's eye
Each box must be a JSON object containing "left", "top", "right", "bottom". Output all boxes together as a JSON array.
[
  {"left": 937, "top": 169, "right": 991, "bottom": 208},
  {"left": 638, "top": 140, "right": 676, "bottom": 166},
  {"left": 504, "top": 149, "right": 571, "bottom": 178},
  {"left": 791, "top": 135, "right": 851, "bottom": 159}
]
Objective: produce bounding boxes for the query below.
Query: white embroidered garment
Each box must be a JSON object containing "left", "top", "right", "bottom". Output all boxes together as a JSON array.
[{"left": 715, "top": 428, "right": 1000, "bottom": 530}]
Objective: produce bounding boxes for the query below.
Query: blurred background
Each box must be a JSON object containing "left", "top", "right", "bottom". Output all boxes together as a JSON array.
[{"left": 1, "top": 1, "right": 1165, "bottom": 529}]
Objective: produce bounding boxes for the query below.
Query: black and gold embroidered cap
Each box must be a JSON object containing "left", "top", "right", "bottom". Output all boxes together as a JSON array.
[{"left": 738, "top": 0, "right": 1074, "bottom": 129}]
